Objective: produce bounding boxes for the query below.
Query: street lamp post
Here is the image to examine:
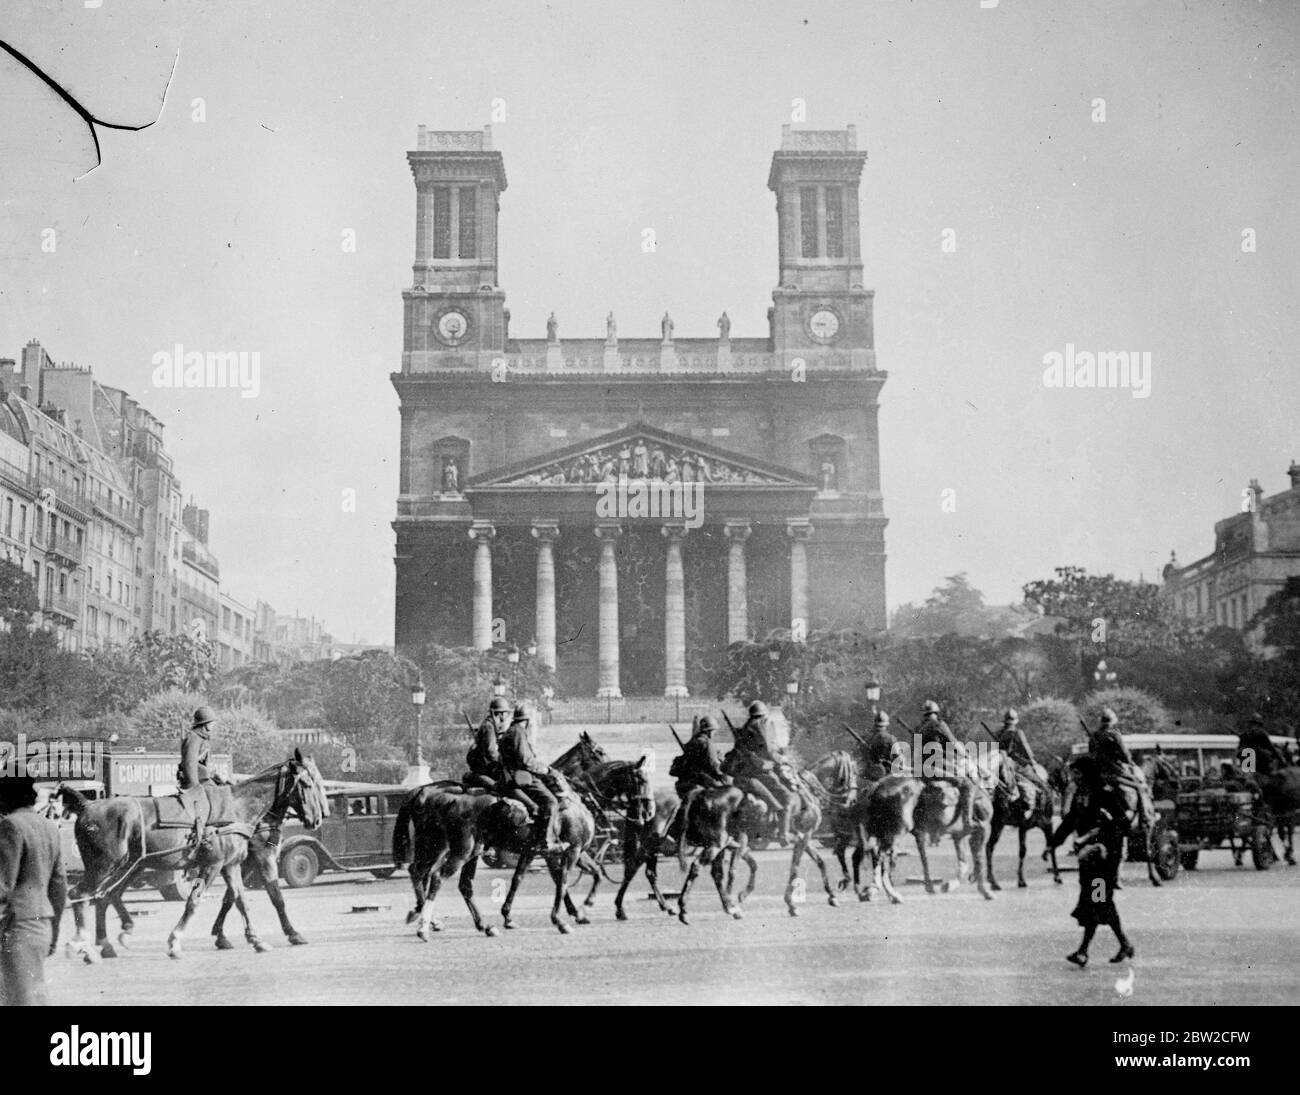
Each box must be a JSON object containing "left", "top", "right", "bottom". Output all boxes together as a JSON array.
[
  {"left": 864, "top": 678, "right": 881, "bottom": 721},
  {"left": 405, "top": 681, "right": 428, "bottom": 787},
  {"left": 1094, "top": 659, "right": 1117, "bottom": 687},
  {"left": 767, "top": 643, "right": 782, "bottom": 705},
  {"left": 786, "top": 678, "right": 799, "bottom": 731},
  {"left": 507, "top": 644, "right": 520, "bottom": 699}
]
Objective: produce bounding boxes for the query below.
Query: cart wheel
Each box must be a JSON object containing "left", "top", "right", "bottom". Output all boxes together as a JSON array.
[
  {"left": 1251, "top": 824, "right": 1275, "bottom": 871},
  {"left": 1152, "top": 821, "right": 1180, "bottom": 881},
  {"left": 1179, "top": 849, "right": 1199, "bottom": 871}
]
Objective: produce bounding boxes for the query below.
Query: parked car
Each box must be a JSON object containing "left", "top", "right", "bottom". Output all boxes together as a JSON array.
[{"left": 273, "top": 783, "right": 412, "bottom": 888}]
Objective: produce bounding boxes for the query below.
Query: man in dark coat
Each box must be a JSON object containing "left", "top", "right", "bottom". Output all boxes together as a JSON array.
[
  {"left": 0, "top": 775, "right": 67, "bottom": 1006},
  {"left": 917, "top": 700, "right": 976, "bottom": 830},
  {"left": 465, "top": 697, "right": 510, "bottom": 789},
  {"left": 671, "top": 716, "right": 731, "bottom": 868},
  {"left": 498, "top": 704, "right": 565, "bottom": 852},
  {"left": 863, "top": 711, "right": 898, "bottom": 779},
  {"left": 178, "top": 705, "right": 220, "bottom": 852},
  {"left": 726, "top": 701, "right": 797, "bottom": 845},
  {"left": 1087, "top": 707, "right": 1154, "bottom": 828},
  {"left": 1237, "top": 713, "right": 1288, "bottom": 777}
]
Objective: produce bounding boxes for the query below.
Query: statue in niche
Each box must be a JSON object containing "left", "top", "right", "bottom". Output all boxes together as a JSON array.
[
  {"left": 631, "top": 438, "right": 649, "bottom": 478},
  {"left": 661, "top": 312, "right": 674, "bottom": 342},
  {"left": 546, "top": 312, "right": 558, "bottom": 342},
  {"left": 717, "top": 312, "right": 731, "bottom": 340},
  {"left": 442, "top": 458, "right": 460, "bottom": 492},
  {"left": 606, "top": 311, "right": 617, "bottom": 343},
  {"left": 821, "top": 460, "right": 838, "bottom": 492}
]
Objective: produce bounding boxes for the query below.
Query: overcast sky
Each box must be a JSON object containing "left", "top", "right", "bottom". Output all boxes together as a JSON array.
[{"left": 1, "top": 0, "right": 1297, "bottom": 644}]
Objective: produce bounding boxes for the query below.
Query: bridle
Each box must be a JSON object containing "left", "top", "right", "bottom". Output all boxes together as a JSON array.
[{"left": 254, "top": 760, "right": 319, "bottom": 852}]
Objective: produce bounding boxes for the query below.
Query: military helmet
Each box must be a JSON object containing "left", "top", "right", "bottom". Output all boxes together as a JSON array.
[
  {"left": 874, "top": 711, "right": 891, "bottom": 728},
  {"left": 748, "top": 700, "right": 768, "bottom": 718},
  {"left": 921, "top": 700, "right": 940, "bottom": 716},
  {"left": 1099, "top": 707, "right": 1119, "bottom": 726},
  {"left": 192, "top": 705, "right": 217, "bottom": 728},
  {"left": 697, "top": 715, "right": 719, "bottom": 734},
  {"left": 488, "top": 697, "right": 510, "bottom": 714},
  {"left": 1003, "top": 709, "right": 1019, "bottom": 724},
  {"left": 511, "top": 703, "right": 530, "bottom": 723},
  {"left": 1249, "top": 712, "right": 1266, "bottom": 727}
]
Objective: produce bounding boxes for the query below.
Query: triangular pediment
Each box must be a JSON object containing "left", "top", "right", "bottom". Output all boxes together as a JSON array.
[{"left": 465, "top": 423, "right": 818, "bottom": 488}]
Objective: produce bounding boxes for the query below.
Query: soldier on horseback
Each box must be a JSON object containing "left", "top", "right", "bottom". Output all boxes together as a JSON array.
[
  {"left": 177, "top": 706, "right": 222, "bottom": 855},
  {"left": 995, "top": 709, "right": 1049, "bottom": 802},
  {"left": 464, "top": 697, "right": 510, "bottom": 790},
  {"left": 863, "top": 711, "right": 898, "bottom": 779},
  {"left": 498, "top": 703, "right": 567, "bottom": 853},
  {"left": 1237, "top": 713, "right": 1288, "bottom": 777},
  {"left": 1087, "top": 708, "right": 1153, "bottom": 829},
  {"left": 917, "top": 700, "right": 976, "bottom": 831},
  {"left": 672, "top": 716, "right": 730, "bottom": 812},
  {"left": 726, "top": 701, "right": 797, "bottom": 846}
]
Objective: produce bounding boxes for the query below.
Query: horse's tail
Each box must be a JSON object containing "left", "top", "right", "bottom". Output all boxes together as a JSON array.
[{"left": 393, "top": 794, "right": 415, "bottom": 866}]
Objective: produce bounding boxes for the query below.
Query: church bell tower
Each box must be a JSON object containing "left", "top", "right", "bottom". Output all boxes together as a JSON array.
[
  {"left": 403, "top": 126, "right": 509, "bottom": 369},
  {"left": 767, "top": 125, "right": 874, "bottom": 371}
]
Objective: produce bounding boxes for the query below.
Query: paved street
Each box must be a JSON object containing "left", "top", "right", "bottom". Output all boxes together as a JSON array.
[{"left": 49, "top": 843, "right": 1300, "bottom": 1006}]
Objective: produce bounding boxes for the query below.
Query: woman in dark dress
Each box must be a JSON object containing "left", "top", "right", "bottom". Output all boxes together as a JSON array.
[{"left": 1051, "top": 757, "right": 1136, "bottom": 967}]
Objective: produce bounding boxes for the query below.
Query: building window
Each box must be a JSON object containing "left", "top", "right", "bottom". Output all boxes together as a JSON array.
[
  {"left": 18, "top": 505, "right": 26, "bottom": 540},
  {"left": 458, "top": 186, "right": 477, "bottom": 258},
  {"left": 2, "top": 498, "right": 11, "bottom": 538},
  {"left": 800, "top": 186, "right": 819, "bottom": 258},
  {"left": 432, "top": 187, "right": 451, "bottom": 259},
  {"left": 824, "top": 187, "right": 844, "bottom": 258}
]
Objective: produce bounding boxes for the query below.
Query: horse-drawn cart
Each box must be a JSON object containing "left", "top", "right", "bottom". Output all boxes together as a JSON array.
[{"left": 1173, "top": 785, "right": 1277, "bottom": 871}]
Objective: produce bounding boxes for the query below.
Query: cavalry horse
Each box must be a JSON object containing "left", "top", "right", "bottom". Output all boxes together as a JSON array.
[
  {"left": 863, "top": 764, "right": 997, "bottom": 904},
  {"left": 1254, "top": 765, "right": 1300, "bottom": 866},
  {"left": 681, "top": 748, "right": 838, "bottom": 922},
  {"left": 986, "top": 752, "right": 1061, "bottom": 890},
  {"left": 66, "top": 750, "right": 328, "bottom": 960},
  {"left": 393, "top": 772, "right": 600, "bottom": 937},
  {"left": 551, "top": 732, "right": 684, "bottom": 921}
]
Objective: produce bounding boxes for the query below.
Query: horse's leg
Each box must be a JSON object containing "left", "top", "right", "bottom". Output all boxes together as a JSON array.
[
  {"left": 677, "top": 844, "right": 707, "bottom": 925},
  {"left": 740, "top": 840, "right": 760, "bottom": 904},
  {"left": 560, "top": 840, "right": 591, "bottom": 926},
  {"left": 260, "top": 862, "right": 308, "bottom": 946},
  {"left": 421, "top": 842, "right": 457, "bottom": 936},
  {"left": 833, "top": 839, "right": 851, "bottom": 891},
  {"left": 970, "top": 824, "right": 994, "bottom": 900},
  {"left": 212, "top": 886, "right": 237, "bottom": 950},
  {"left": 986, "top": 815, "right": 1002, "bottom": 891},
  {"left": 577, "top": 849, "right": 601, "bottom": 908},
  {"left": 806, "top": 840, "right": 838, "bottom": 906},
  {"left": 614, "top": 841, "right": 641, "bottom": 921},
  {"left": 876, "top": 842, "right": 904, "bottom": 904},
  {"left": 458, "top": 854, "right": 496, "bottom": 937},
  {"left": 644, "top": 839, "right": 674, "bottom": 916},
  {"left": 915, "top": 831, "right": 937, "bottom": 894},
  {"left": 226, "top": 861, "right": 270, "bottom": 953},
  {"left": 851, "top": 844, "right": 867, "bottom": 899},
  {"left": 947, "top": 835, "right": 966, "bottom": 892},
  {"left": 168, "top": 865, "right": 220, "bottom": 958},
  {"left": 500, "top": 848, "right": 532, "bottom": 930},
  {"left": 709, "top": 847, "right": 741, "bottom": 919},
  {"left": 1043, "top": 818, "right": 1062, "bottom": 883},
  {"left": 1016, "top": 822, "right": 1029, "bottom": 888},
  {"left": 111, "top": 891, "right": 135, "bottom": 950},
  {"left": 547, "top": 853, "right": 572, "bottom": 935}
]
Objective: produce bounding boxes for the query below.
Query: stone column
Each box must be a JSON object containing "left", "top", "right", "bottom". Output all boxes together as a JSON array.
[
  {"left": 662, "top": 524, "right": 688, "bottom": 697},
  {"left": 468, "top": 522, "right": 496, "bottom": 651},
  {"left": 724, "top": 520, "right": 751, "bottom": 645},
  {"left": 532, "top": 523, "right": 559, "bottom": 671},
  {"left": 787, "top": 520, "right": 812, "bottom": 641},
  {"left": 595, "top": 523, "right": 622, "bottom": 698}
]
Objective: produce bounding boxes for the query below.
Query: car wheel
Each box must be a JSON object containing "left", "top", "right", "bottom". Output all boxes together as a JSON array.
[
  {"left": 1152, "top": 823, "right": 1180, "bottom": 881},
  {"left": 281, "top": 845, "right": 320, "bottom": 888},
  {"left": 370, "top": 867, "right": 397, "bottom": 880},
  {"left": 1179, "top": 850, "right": 1199, "bottom": 871}
]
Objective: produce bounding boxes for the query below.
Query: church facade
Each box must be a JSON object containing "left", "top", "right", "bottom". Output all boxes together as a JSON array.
[{"left": 392, "top": 124, "right": 888, "bottom": 697}]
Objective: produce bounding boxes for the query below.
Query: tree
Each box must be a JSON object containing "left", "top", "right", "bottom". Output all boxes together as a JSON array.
[
  {"left": 1019, "top": 697, "right": 1085, "bottom": 764},
  {"left": 891, "top": 574, "right": 1023, "bottom": 639},
  {"left": 1080, "top": 687, "right": 1174, "bottom": 737},
  {"left": 0, "top": 558, "right": 38, "bottom": 630}
]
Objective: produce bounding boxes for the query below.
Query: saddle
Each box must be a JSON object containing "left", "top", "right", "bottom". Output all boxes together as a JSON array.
[{"left": 154, "top": 784, "right": 237, "bottom": 831}]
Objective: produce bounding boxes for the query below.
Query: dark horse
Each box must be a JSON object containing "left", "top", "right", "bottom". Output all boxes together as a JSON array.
[
  {"left": 393, "top": 776, "right": 599, "bottom": 936},
  {"left": 987, "top": 752, "right": 1061, "bottom": 890},
  {"left": 66, "top": 750, "right": 328, "bottom": 961}
]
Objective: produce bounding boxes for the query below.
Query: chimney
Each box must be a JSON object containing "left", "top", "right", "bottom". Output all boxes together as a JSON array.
[
  {"left": 0, "top": 358, "right": 15, "bottom": 396},
  {"left": 1249, "top": 478, "right": 1264, "bottom": 511},
  {"left": 1289, "top": 461, "right": 1300, "bottom": 490},
  {"left": 197, "top": 509, "right": 210, "bottom": 545}
]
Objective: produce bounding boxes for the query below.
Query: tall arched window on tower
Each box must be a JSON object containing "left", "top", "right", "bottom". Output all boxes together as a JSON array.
[
  {"left": 800, "top": 187, "right": 818, "bottom": 258},
  {"left": 458, "top": 187, "right": 477, "bottom": 258},
  {"left": 824, "top": 187, "right": 844, "bottom": 258},
  {"left": 809, "top": 434, "right": 847, "bottom": 494},
  {"left": 432, "top": 188, "right": 451, "bottom": 259}
]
